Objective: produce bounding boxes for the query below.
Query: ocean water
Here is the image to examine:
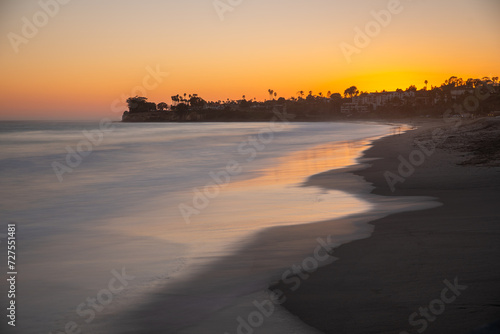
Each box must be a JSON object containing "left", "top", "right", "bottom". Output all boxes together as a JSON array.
[{"left": 0, "top": 120, "right": 426, "bottom": 334}]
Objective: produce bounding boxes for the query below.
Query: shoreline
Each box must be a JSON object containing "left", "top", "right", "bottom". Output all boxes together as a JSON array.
[
  {"left": 95, "top": 119, "right": 499, "bottom": 334},
  {"left": 273, "top": 118, "right": 500, "bottom": 333},
  {"left": 104, "top": 122, "right": 423, "bottom": 334}
]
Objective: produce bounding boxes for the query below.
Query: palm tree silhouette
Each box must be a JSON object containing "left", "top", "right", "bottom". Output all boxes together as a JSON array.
[{"left": 268, "top": 89, "right": 274, "bottom": 101}]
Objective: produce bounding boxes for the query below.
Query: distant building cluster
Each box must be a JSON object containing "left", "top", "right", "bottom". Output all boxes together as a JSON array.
[
  {"left": 341, "top": 87, "right": 481, "bottom": 115},
  {"left": 123, "top": 76, "right": 500, "bottom": 122}
]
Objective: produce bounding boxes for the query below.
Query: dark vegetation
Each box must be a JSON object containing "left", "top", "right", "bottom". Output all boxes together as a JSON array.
[{"left": 122, "top": 76, "right": 500, "bottom": 122}]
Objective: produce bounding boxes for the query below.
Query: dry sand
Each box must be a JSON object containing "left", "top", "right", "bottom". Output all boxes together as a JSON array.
[{"left": 274, "top": 117, "right": 500, "bottom": 334}]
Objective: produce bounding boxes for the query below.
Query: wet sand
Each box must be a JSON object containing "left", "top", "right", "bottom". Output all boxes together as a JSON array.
[
  {"left": 104, "top": 126, "right": 434, "bottom": 334},
  {"left": 103, "top": 119, "right": 500, "bottom": 334},
  {"left": 274, "top": 118, "right": 500, "bottom": 334}
]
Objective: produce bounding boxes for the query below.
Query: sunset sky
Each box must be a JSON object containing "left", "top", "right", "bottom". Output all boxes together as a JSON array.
[{"left": 1, "top": 0, "right": 499, "bottom": 120}]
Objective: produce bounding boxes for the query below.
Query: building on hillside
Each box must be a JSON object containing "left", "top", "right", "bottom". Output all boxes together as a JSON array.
[
  {"left": 352, "top": 91, "right": 416, "bottom": 110},
  {"left": 415, "top": 90, "right": 433, "bottom": 105},
  {"left": 450, "top": 88, "right": 474, "bottom": 100},
  {"left": 341, "top": 103, "right": 369, "bottom": 114},
  {"left": 203, "top": 102, "right": 224, "bottom": 110}
]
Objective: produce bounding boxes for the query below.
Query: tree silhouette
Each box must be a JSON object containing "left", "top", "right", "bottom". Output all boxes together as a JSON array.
[
  {"left": 406, "top": 85, "right": 417, "bottom": 92},
  {"left": 171, "top": 95, "right": 180, "bottom": 106},
  {"left": 157, "top": 102, "right": 168, "bottom": 111},
  {"left": 174, "top": 103, "right": 189, "bottom": 118},
  {"left": 445, "top": 76, "right": 459, "bottom": 88},
  {"left": 465, "top": 78, "right": 481, "bottom": 88},
  {"left": 126, "top": 96, "right": 156, "bottom": 113},
  {"left": 424, "top": 80, "right": 428, "bottom": 90},
  {"left": 343, "top": 86, "right": 359, "bottom": 98},
  {"left": 189, "top": 95, "right": 206, "bottom": 108},
  {"left": 330, "top": 93, "right": 342, "bottom": 101},
  {"left": 268, "top": 89, "right": 274, "bottom": 101},
  {"left": 126, "top": 96, "right": 147, "bottom": 109}
]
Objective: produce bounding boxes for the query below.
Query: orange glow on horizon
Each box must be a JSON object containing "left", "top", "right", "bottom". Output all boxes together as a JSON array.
[{"left": 1, "top": 0, "right": 499, "bottom": 120}]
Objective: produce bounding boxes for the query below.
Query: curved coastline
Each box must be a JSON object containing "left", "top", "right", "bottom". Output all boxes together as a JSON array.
[
  {"left": 105, "top": 122, "right": 443, "bottom": 334},
  {"left": 273, "top": 118, "right": 500, "bottom": 334},
  {"left": 100, "top": 119, "right": 500, "bottom": 334}
]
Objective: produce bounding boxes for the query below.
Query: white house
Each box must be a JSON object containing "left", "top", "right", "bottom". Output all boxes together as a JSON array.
[
  {"left": 352, "top": 91, "right": 415, "bottom": 110},
  {"left": 341, "top": 103, "right": 369, "bottom": 114}
]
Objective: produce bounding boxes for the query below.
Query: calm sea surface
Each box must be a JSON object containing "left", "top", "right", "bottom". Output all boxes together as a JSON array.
[{"left": 0, "top": 121, "right": 400, "bottom": 333}]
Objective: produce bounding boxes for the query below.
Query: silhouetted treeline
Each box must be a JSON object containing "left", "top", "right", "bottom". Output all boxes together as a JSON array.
[{"left": 122, "top": 76, "right": 500, "bottom": 122}]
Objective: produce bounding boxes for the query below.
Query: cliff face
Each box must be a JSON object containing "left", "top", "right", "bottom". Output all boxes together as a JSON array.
[
  {"left": 122, "top": 111, "right": 204, "bottom": 122},
  {"left": 122, "top": 112, "right": 175, "bottom": 122}
]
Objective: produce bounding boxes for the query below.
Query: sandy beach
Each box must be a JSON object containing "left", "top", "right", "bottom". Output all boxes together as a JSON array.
[
  {"left": 3, "top": 119, "right": 498, "bottom": 334},
  {"left": 274, "top": 117, "right": 500, "bottom": 333}
]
